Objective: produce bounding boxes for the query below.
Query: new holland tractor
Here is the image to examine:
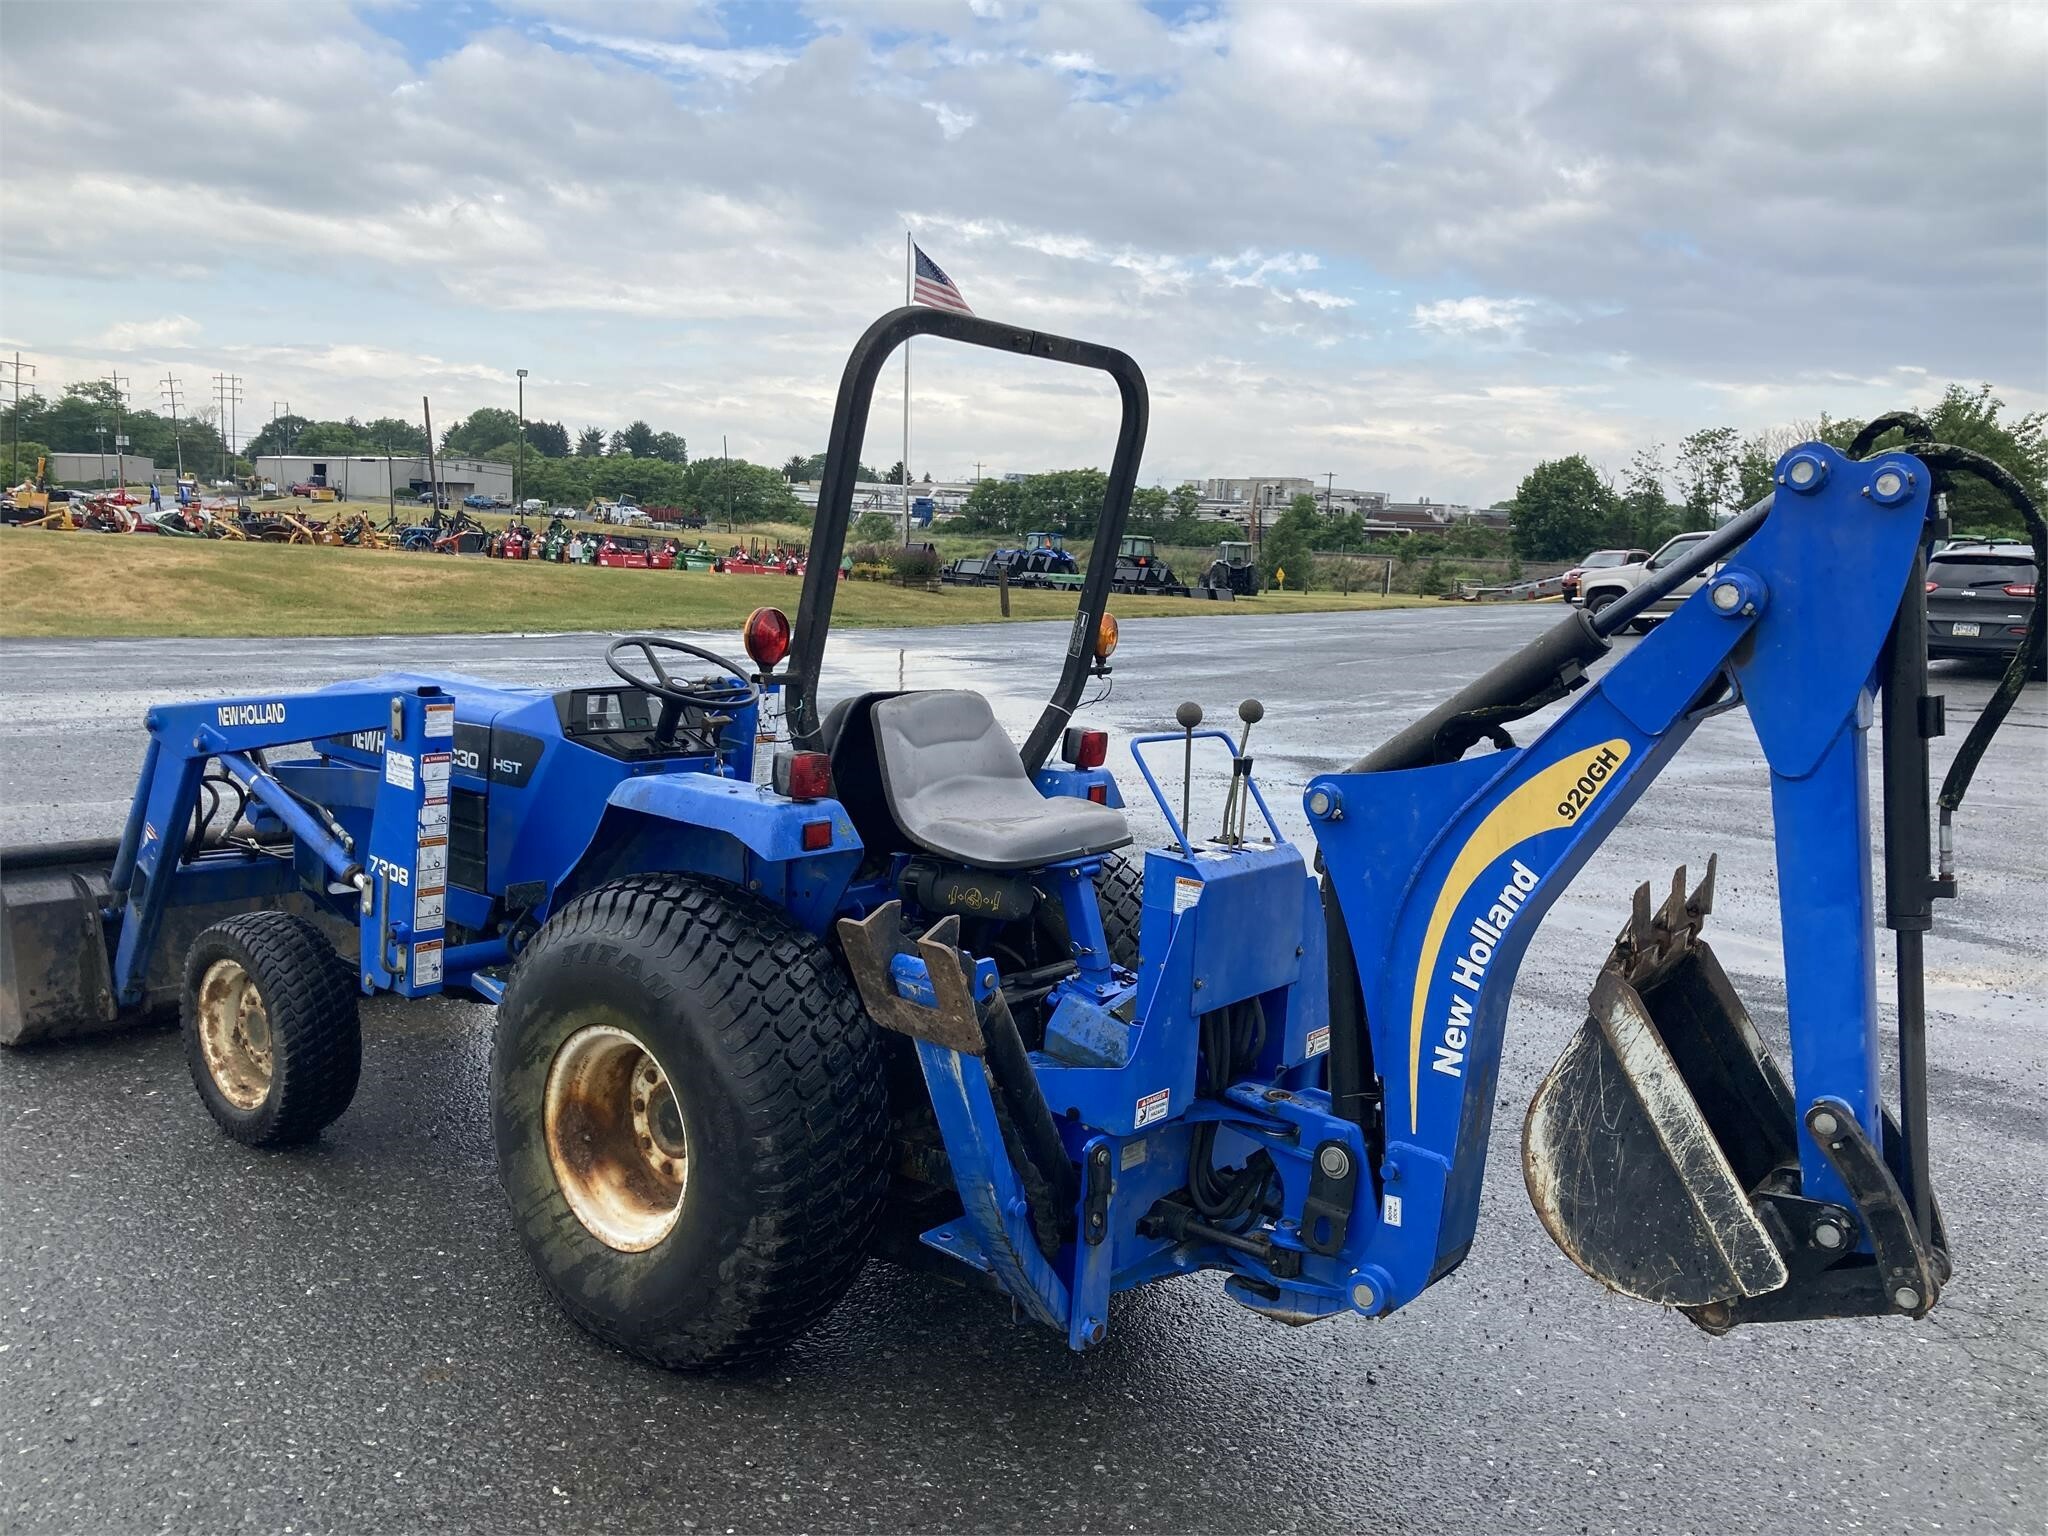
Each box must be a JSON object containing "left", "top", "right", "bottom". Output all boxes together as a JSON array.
[{"left": 2, "top": 310, "right": 2040, "bottom": 1372}]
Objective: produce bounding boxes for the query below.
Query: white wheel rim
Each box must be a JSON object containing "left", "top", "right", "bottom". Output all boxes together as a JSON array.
[
  {"left": 196, "top": 957, "right": 274, "bottom": 1111},
  {"left": 543, "top": 1024, "right": 688, "bottom": 1253}
]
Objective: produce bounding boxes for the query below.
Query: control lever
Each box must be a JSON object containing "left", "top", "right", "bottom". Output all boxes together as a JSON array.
[
  {"left": 1219, "top": 699, "right": 1263, "bottom": 845},
  {"left": 1174, "top": 702, "right": 1202, "bottom": 855}
]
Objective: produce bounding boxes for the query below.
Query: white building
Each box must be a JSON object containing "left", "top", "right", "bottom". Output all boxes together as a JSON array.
[{"left": 254, "top": 453, "right": 514, "bottom": 501}]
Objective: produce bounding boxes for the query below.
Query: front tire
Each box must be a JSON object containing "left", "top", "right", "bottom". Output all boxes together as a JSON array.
[
  {"left": 181, "top": 911, "right": 360, "bottom": 1146},
  {"left": 492, "top": 874, "right": 889, "bottom": 1371}
]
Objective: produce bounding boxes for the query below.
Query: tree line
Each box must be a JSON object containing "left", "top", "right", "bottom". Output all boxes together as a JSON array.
[{"left": 1507, "top": 385, "right": 2044, "bottom": 562}]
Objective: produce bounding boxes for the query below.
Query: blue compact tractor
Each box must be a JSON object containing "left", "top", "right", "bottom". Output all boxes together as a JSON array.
[{"left": 3, "top": 311, "right": 2041, "bottom": 1371}]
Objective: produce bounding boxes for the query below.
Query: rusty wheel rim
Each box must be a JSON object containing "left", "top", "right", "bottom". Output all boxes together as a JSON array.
[
  {"left": 543, "top": 1024, "right": 687, "bottom": 1253},
  {"left": 196, "top": 957, "right": 274, "bottom": 1112}
]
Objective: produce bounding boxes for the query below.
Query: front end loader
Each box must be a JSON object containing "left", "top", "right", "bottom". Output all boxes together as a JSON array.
[{"left": 2, "top": 312, "right": 2039, "bottom": 1371}]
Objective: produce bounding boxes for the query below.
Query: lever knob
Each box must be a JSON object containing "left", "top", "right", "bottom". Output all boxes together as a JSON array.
[
  {"left": 1175, "top": 701, "right": 1204, "bottom": 730},
  {"left": 1238, "top": 699, "right": 1264, "bottom": 725}
]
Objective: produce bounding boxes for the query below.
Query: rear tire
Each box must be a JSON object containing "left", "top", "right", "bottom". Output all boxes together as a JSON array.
[
  {"left": 1094, "top": 852, "right": 1145, "bottom": 972},
  {"left": 181, "top": 911, "right": 360, "bottom": 1147},
  {"left": 492, "top": 874, "right": 889, "bottom": 1371}
]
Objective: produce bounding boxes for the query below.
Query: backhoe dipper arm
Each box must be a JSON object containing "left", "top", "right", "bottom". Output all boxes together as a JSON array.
[{"left": 1306, "top": 445, "right": 1934, "bottom": 1319}]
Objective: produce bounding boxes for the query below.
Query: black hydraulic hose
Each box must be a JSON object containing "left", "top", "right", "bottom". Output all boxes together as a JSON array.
[
  {"left": 978, "top": 992, "right": 1080, "bottom": 1219},
  {"left": 1902, "top": 443, "right": 2046, "bottom": 823},
  {"left": 1588, "top": 491, "right": 1775, "bottom": 639}
]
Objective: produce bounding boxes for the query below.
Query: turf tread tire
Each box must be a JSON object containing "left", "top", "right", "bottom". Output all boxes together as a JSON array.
[
  {"left": 492, "top": 873, "right": 889, "bottom": 1372},
  {"left": 180, "top": 911, "right": 361, "bottom": 1146},
  {"left": 1094, "top": 851, "right": 1145, "bottom": 972}
]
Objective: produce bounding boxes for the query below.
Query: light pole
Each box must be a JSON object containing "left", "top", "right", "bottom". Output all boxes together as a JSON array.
[{"left": 515, "top": 368, "right": 528, "bottom": 511}]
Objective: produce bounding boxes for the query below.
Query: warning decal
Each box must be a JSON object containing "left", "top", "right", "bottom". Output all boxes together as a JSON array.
[
  {"left": 1172, "top": 876, "right": 1202, "bottom": 914},
  {"left": 424, "top": 702, "right": 456, "bottom": 739},
  {"left": 411, "top": 939, "right": 443, "bottom": 988},
  {"left": 1306, "top": 1025, "right": 1331, "bottom": 1058},
  {"left": 384, "top": 750, "right": 415, "bottom": 791},
  {"left": 1134, "top": 1087, "right": 1170, "bottom": 1128}
]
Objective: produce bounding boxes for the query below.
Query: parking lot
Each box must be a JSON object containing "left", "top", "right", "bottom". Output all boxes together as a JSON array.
[{"left": 1, "top": 606, "right": 2042, "bottom": 1534}]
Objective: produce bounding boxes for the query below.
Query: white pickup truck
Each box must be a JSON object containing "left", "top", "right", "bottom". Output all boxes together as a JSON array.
[{"left": 1576, "top": 530, "right": 1721, "bottom": 630}]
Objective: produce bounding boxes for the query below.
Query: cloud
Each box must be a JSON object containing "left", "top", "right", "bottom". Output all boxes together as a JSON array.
[
  {"left": 94, "top": 315, "right": 201, "bottom": 352},
  {"left": 1412, "top": 297, "right": 1540, "bottom": 342},
  {"left": 0, "top": 1, "right": 2038, "bottom": 502}
]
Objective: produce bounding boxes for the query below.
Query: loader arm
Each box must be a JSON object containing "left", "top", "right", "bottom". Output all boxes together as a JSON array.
[{"left": 1310, "top": 444, "right": 1941, "bottom": 1322}]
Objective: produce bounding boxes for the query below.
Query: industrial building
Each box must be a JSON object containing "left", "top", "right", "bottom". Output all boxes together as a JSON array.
[
  {"left": 253, "top": 454, "right": 514, "bottom": 501},
  {"left": 45, "top": 452, "right": 170, "bottom": 487}
]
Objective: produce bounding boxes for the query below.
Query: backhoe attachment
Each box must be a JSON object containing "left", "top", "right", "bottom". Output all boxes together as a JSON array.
[{"left": 1525, "top": 860, "right": 1949, "bottom": 1331}]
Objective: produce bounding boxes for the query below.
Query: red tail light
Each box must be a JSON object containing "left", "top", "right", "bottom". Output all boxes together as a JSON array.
[
  {"left": 774, "top": 750, "right": 832, "bottom": 801},
  {"left": 1086, "top": 783, "right": 1108, "bottom": 804},
  {"left": 1060, "top": 727, "right": 1108, "bottom": 770},
  {"left": 2005, "top": 583, "right": 2036, "bottom": 598},
  {"left": 801, "top": 819, "right": 833, "bottom": 851},
  {"left": 1925, "top": 580, "right": 1939, "bottom": 593},
  {"left": 744, "top": 606, "right": 791, "bottom": 669}
]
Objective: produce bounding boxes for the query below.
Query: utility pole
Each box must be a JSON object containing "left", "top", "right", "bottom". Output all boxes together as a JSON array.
[
  {"left": 2, "top": 353, "right": 35, "bottom": 482},
  {"left": 515, "top": 368, "right": 528, "bottom": 512},
  {"left": 160, "top": 374, "right": 184, "bottom": 479},
  {"left": 272, "top": 400, "right": 293, "bottom": 458},
  {"left": 212, "top": 372, "right": 242, "bottom": 480},
  {"left": 1324, "top": 472, "right": 1335, "bottom": 516},
  {"left": 973, "top": 460, "right": 984, "bottom": 484},
  {"left": 107, "top": 370, "right": 129, "bottom": 492},
  {"left": 95, "top": 421, "right": 107, "bottom": 486},
  {"left": 422, "top": 396, "right": 440, "bottom": 510}
]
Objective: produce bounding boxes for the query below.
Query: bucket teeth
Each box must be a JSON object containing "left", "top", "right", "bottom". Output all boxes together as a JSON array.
[{"left": 1614, "top": 854, "right": 1718, "bottom": 983}]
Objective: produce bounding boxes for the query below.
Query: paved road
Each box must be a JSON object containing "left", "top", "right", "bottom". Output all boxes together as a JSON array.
[{"left": 1, "top": 608, "right": 2042, "bottom": 1534}]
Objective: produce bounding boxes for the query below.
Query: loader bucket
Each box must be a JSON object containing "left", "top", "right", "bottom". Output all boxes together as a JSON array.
[
  {"left": 1, "top": 838, "right": 336, "bottom": 1047},
  {"left": 1523, "top": 860, "right": 1801, "bottom": 1309}
]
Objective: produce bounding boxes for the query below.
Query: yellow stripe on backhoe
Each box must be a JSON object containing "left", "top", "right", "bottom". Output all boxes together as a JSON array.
[{"left": 1406, "top": 740, "right": 1632, "bottom": 1132}]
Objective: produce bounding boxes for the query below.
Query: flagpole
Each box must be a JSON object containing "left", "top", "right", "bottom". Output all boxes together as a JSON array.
[{"left": 903, "top": 231, "right": 913, "bottom": 547}]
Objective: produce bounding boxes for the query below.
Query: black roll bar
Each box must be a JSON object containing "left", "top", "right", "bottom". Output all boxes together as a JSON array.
[{"left": 784, "top": 307, "right": 1150, "bottom": 773}]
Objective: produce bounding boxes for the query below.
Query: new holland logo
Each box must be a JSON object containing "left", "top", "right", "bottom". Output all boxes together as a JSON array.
[
  {"left": 216, "top": 701, "right": 287, "bottom": 728},
  {"left": 1405, "top": 738, "right": 1632, "bottom": 1131}
]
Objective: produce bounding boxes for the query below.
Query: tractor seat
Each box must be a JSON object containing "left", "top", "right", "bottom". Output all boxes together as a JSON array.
[{"left": 858, "top": 690, "right": 1129, "bottom": 872}]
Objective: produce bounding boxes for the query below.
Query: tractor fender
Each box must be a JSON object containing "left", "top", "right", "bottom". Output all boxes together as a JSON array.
[{"left": 559, "top": 774, "right": 863, "bottom": 934}]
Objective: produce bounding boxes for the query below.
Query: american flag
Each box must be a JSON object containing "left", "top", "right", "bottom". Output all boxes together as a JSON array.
[{"left": 912, "top": 244, "right": 973, "bottom": 314}]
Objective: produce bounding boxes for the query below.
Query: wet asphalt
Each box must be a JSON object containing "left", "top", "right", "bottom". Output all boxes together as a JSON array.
[{"left": 0, "top": 606, "right": 2042, "bottom": 1535}]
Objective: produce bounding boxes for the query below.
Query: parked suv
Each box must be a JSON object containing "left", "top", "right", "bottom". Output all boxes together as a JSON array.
[
  {"left": 1926, "top": 540, "right": 2041, "bottom": 678},
  {"left": 1576, "top": 531, "right": 1720, "bottom": 631},
  {"left": 1562, "top": 547, "right": 1649, "bottom": 604}
]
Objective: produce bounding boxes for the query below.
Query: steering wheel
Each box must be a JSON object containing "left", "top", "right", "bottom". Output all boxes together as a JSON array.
[{"left": 605, "top": 635, "right": 759, "bottom": 746}]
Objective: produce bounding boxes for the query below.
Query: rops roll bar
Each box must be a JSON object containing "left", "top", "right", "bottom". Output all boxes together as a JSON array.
[{"left": 785, "top": 307, "right": 1150, "bottom": 773}]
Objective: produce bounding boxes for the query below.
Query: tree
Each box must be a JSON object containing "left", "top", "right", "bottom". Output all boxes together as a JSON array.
[
  {"left": 442, "top": 407, "right": 521, "bottom": 458},
  {"left": 610, "top": 421, "right": 657, "bottom": 458},
  {"left": 852, "top": 510, "right": 897, "bottom": 544},
  {"left": 1509, "top": 454, "right": 1618, "bottom": 560},
  {"left": 782, "top": 454, "right": 809, "bottom": 482},
  {"left": 1169, "top": 483, "right": 1201, "bottom": 520},
  {"left": 362, "top": 417, "right": 427, "bottom": 454},
  {"left": 576, "top": 426, "right": 606, "bottom": 457},
  {"left": 1616, "top": 445, "right": 1674, "bottom": 548},
  {"left": 244, "top": 413, "right": 316, "bottom": 458},
  {"left": 1676, "top": 426, "right": 1741, "bottom": 525},
  {"left": 525, "top": 420, "right": 570, "bottom": 458},
  {"left": 879, "top": 460, "right": 906, "bottom": 485},
  {"left": 1261, "top": 497, "right": 1321, "bottom": 589},
  {"left": 649, "top": 431, "right": 687, "bottom": 464},
  {"left": 293, "top": 421, "right": 368, "bottom": 454},
  {"left": 2, "top": 438, "right": 52, "bottom": 486}
]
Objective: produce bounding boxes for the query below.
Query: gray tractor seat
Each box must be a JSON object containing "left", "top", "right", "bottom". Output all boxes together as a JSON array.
[{"left": 868, "top": 690, "right": 1130, "bottom": 871}]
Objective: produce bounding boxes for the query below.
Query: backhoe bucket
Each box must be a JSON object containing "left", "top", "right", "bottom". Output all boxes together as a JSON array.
[{"left": 1523, "top": 859, "right": 1799, "bottom": 1309}]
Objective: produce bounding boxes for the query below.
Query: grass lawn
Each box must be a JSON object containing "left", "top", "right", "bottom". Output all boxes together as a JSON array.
[{"left": 0, "top": 528, "right": 1433, "bottom": 639}]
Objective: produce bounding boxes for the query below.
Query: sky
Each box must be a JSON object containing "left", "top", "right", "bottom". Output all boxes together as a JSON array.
[{"left": 1, "top": 0, "right": 2042, "bottom": 503}]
